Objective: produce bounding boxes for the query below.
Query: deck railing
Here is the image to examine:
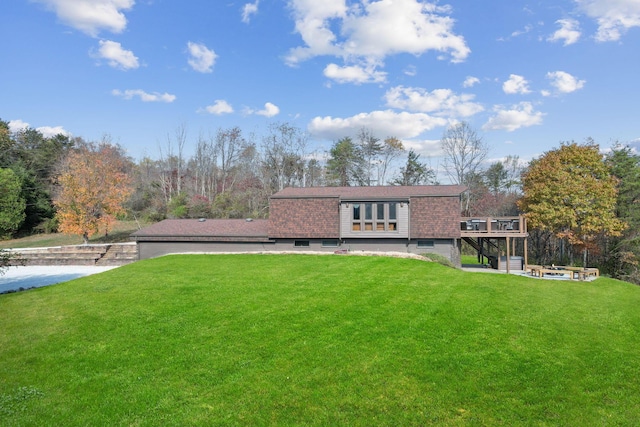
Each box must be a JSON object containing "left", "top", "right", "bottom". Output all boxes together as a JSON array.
[{"left": 460, "top": 216, "right": 526, "bottom": 235}]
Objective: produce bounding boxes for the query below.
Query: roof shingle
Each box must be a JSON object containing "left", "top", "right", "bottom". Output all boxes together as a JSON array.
[
  {"left": 270, "top": 185, "right": 466, "bottom": 199},
  {"left": 132, "top": 218, "right": 269, "bottom": 238}
]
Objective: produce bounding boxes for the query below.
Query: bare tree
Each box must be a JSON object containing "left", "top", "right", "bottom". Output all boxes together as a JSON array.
[
  {"left": 215, "top": 127, "right": 247, "bottom": 194},
  {"left": 158, "top": 123, "right": 188, "bottom": 203},
  {"left": 357, "top": 128, "right": 382, "bottom": 186},
  {"left": 262, "top": 123, "right": 307, "bottom": 192},
  {"left": 378, "top": 137, "right": 405, "bottom": 185},
  {"left": 441, "top": 122, "right": 489, "bottom": 214},
  {"left": 191, "top": 133, "right": 217, "bottom": 199}
]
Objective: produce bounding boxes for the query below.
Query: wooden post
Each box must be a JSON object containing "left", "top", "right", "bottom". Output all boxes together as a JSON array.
[{"left": 506, "top": 237, "right": 511, "bottom": 274}]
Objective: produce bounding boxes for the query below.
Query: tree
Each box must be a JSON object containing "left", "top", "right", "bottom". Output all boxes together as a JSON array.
[
  {"left": 191, "top": 133, "right": 217, "bottom": 200},
  {"left": 216, "top": 126, "right": 249, "bottom": 194},
  {"left": 326, "top": 137, "right": 363, "bottom": 186},
  {"left": 357, "top": 128, "right": 383, "bottom": 186},
  {"left": 473, "top": 156, "right": 523, "bottom": 217},
  {"left": 0, "top": 120, "right": 74, "bottom": 234},
  {"left": 378, "top": 137, "right": 405, "bottom": 185},
  {"left": 54, "top": 141, "right": 134, "bottom": 244},
  {"left": 305, "top": 157, "right": 325, "bottom": 187},
  {"left": 518, "top": 142, "right": 626, "bottom": 266},
  {"left": 441, "top": 122, "right": 489, "bottom": 215},
  {"left": 261, "top": 123, "right": 307, "bottom": 192},
  {"left": 605, "top": 144, "right": 640, "bottom": 283},
  {"left": 484, "top": 161, "right": 508, "bottom": 195},
  {"left": 392, "top": 149, "right": 434, "bottom": 186},
  {"left": 0, "top": 168, "right": 26, "bottom": 239}
]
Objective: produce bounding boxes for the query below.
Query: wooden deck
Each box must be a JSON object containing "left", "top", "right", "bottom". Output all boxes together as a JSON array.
[{"left": 460, "top": 216, "right": 528, "bottom": 238}]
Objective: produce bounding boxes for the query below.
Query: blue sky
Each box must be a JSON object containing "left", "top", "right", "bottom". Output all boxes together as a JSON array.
[{"left": 3, "top": 0, "right": 640, "bottom": 171}]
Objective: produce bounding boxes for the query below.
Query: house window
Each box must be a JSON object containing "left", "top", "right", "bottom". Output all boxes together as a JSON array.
[
  {"left": 352, "top": 204, "right": 361, "bottom": 231},
  {"left": 388, "top": 202, "right": 397, "bottom": 230},
  {"left": 294, "top": 240, "right": 310, "bottom": 247},
  {"left": 417, "top": 240, "right": 435, "bottom": 248},
  {"left": 364, "top": 203, "right": 373, "bottom": 231},
  {"left": 376, "top": 203, "right": 385, "bottom": 230},
  {"left": 322, "top": 240, "right": 339, "bottom": 247},
  {"left": 350, "top": 202, "right": 402, "bottom": 232}
]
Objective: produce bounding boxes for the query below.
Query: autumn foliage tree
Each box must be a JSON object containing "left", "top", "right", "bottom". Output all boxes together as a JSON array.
[
  {"left": 54, "top": 141, "right": 133, "bottom": 244},
  {"left": 518, "top": 142, "right": 626, "bottom": 266}
]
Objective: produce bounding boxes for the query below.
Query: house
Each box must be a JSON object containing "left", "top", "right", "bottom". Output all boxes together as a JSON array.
[{"left": 132, "top": 185, "right": 467, "bottom": 265}]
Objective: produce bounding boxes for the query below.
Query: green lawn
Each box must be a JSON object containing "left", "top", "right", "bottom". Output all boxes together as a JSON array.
[{"left": 2, "top": 254, "right": 640, "bottom": 426}]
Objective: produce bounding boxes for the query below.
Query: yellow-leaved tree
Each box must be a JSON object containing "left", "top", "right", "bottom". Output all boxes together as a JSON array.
[
  {"left": 54, "top": 141, "right": 133, "bottom": 244},
  {"left": 518, "top": 142, "right": 626, "bottom": 266}
]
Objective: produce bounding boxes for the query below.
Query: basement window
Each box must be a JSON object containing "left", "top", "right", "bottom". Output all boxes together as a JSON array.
[
  {"left": 417, "top": 240, "right": 435, "bottom": 249},
  {"left": 322, "top": 240, "right": 339, "bottom": 247},
  {"left": 294, "top": 240, "right": 310, "bottom": 247}
]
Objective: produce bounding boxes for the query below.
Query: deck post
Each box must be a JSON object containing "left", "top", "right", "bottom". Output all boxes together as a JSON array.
[{"left": 506, "top": 236, "right": 511, "bottom": 274}]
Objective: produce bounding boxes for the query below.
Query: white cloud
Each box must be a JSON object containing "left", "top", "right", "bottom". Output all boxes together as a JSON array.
[
  {"left": 8, "top": 120, "right": 69, "bottom": 137},
  {"left": 384, "top": 86, "right": 484, "bottom": 118},
  {"left": 308, "top": 110, "right": 447, "bottom": 141},
  {"left": 575, "top": 0, "right": 640, "bottom": 41},
  {"left": 401, "top": 138, "right": 444, "bottom": 157},
  {"left": 503, "top": 74, "right": 531, "bottom": 94},
  {"left": 463, "top": 76, "right": 480, "bottom": 88},
  {"left": 510, "top": 24, "right": 534, "bottom": 38},
  {"left": 33, "top": 0, "right": 134, "bottom": 37},
  {"left": 112, "top": 89, "right": 176, "bottom": 103},
  {"left": 255, "top": 102, "right": 280, "bottom": 117},
  {"left": 286, "top": 0, "right": 469, "bottom": 66},
  {"left": 36, "top": 126, "right": 71, "bottom": 137},
  {"left": 548, "top": 18, "right": 581, "bottom": 45},
  {"left": 202, "top": 100, "right": 234, "bottom": 115},
  {"left": 483, "top": 102, "right": 544, "bottom": 132},
  {"left": 403, "top": 65, "right": 417, "bottom": 77},
  {"left": 8, "top": 120, "right": 30, "bottom": 133},
  {"left": 546, "top": 71, "right": 586, "bottom": 93},
  {"left": 323, "top": 63, "right": 387, "bottom": 84},
  {"left": 242, "top": 1, "right": 260, "bottom": 23},
  {"left": 187, "top": 42, "right": 217, "bottom": 73},
  {"left": 94, "top": 40, "right": 139, "bottom": 70}
]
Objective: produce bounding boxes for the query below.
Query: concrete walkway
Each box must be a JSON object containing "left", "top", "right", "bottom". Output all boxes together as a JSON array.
[{"left": 0, "top": 265, "right": 118, "bottom": 294}]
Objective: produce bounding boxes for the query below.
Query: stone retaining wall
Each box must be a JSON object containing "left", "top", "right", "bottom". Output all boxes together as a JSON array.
[{"left": 9, "top": 243, "right": 138, "bottom": 266}]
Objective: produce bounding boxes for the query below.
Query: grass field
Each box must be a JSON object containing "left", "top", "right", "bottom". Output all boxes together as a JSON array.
[
  {"left": 2, "top": 254, "right": 640, "bottom": 425},
  {"left": 0, "top": 220, "right": 144, "bottom": 249}
]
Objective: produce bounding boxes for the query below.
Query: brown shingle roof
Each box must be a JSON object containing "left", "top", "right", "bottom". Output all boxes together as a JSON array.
[
  {"left": 270, "top": 185, "right": 467, "bottom": 200},
  {"left": 132, "top": 219, "right": 270, "bottom": 240}
]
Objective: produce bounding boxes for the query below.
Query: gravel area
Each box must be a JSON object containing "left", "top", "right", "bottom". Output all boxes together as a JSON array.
[{"left": 0, "top": 265, "right": 118, "bottom": 294}]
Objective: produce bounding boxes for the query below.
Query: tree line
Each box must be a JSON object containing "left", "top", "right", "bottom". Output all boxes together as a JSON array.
[{"left": 1, "top": 119, "right": 638, "bottom": 283}]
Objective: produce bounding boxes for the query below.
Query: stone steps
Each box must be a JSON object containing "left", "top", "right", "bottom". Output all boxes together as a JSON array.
[
  {"left": 96, "top": 244, "right": 139, "bottom": 266},
  {"left": 10, "top": 244, "right": 138, "bottom": 266}
]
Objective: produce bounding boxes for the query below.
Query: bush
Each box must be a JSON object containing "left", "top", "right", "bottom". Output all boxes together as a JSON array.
[{"left": 34, "top": 217, "right": 59, "bottom": 234}]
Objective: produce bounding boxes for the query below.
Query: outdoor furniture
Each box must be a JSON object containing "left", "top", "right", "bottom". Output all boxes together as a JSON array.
[{"left": 527, "top": 265, "right": 599, "bottom": 280}]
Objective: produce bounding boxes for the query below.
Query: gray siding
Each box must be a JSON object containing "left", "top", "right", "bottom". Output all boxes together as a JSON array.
[
  {"left": 137, "top": 238, "right": 461, "bottom": 267},
  {"left": 406, "top": 239, "right": 461, "bottom": 265},
  {"left": 138, "top": 241, "right": 275, "bottom": 259}
]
